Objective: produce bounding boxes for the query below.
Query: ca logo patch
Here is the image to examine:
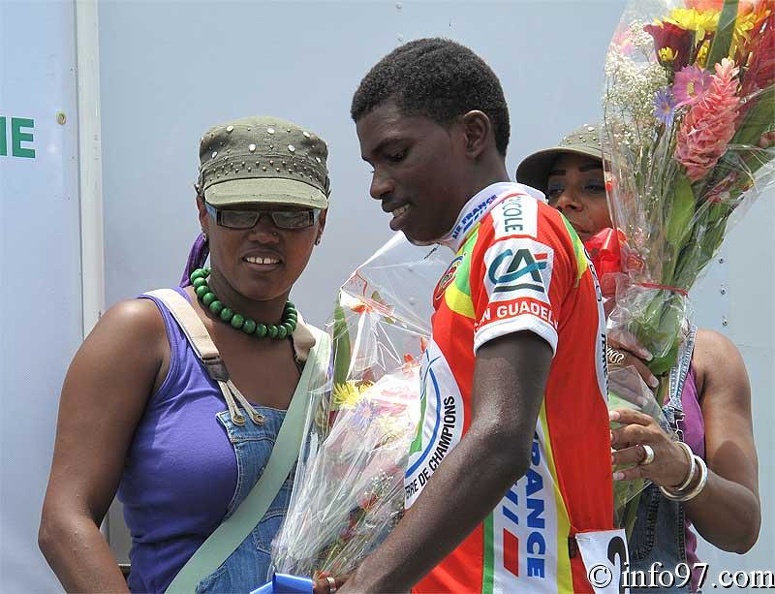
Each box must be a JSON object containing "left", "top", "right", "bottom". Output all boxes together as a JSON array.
[
  {"left": 434, "top": 255, "right": 463, "bottom": 302},
  {"left": 488, "top": 248, "right": 548, "bottom": 293}
]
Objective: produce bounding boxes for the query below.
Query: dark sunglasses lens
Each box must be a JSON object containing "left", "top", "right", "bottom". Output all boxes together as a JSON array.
[
  {"left": 220, "top": 210, "right": 261, "bottom": 229},
  {"left": 271, "top": 210, "right": 315, "bottom": 229},
  {"left": 211, "top": 206, "right": 318, "bottom": 230}
]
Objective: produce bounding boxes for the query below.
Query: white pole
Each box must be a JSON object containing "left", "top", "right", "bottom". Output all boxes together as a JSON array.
[
  {"left": 75, "top": 0, "right": 107, "bottom": 538},
  {"left": 75, "top": 0, "right": 104, "bottom": 338}
]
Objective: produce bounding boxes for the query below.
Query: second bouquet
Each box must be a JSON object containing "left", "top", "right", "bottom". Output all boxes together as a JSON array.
[
  {"left": 603, "top": 0, "right": 774, "bottom": 385},
  {"left": 269, "top": 235, "right": 448, "bottom": 582}
]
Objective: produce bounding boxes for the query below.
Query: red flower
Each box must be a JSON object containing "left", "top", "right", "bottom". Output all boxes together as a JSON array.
[
  {"left": 644, "top": 21, "right": 694, "bottom": 70},
  {"left": 740, "top": 10, "right": 775, "bottom": 101},
  {"left": 585, "top": 229, "right": 625, "bottom": 298}
]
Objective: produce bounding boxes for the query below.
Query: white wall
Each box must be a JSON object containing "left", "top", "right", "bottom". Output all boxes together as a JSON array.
[{"left": 1, "top": 1, "right": 82, "bottom": 591}]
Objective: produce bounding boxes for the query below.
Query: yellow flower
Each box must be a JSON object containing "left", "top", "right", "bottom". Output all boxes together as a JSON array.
[
  {"left": 735, "top": 10, "right": 760, "bottom": 39},
  {"left": 332, "top": 381, "right": 370, "bottom": 409},
  {"left": 695, "top": 42, "right": 710, "bottom": 67},
  {"left": 667, "top": 8, "right": 719, "bottom": 40},
  {"left": 731, "top": 5, "right": 771, "bottom": 58},
  {"left": 658, "top": 47, "right": 677, "bottom": 63}
]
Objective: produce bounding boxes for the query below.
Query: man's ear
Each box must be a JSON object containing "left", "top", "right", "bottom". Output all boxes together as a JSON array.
[{"left": 460, "top": 110, "right": 492, "bottom": 159}]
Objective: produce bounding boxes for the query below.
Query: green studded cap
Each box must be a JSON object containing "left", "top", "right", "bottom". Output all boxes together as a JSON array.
[
  {"left": 197, "top": 115, "right": 330, "bottom": 209},
  {"left": 515, "top": 123, "right": 603, "bottom": 193}
]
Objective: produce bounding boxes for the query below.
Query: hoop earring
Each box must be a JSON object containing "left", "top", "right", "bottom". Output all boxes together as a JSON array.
[{"left": 202, "top": 231, "right": 208, "bottom": 243}]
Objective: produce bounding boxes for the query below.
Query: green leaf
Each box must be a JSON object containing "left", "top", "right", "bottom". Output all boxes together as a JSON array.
[
  {"left": 665, "top": 173, "right": 696, "bottom": 249},
  {"left": 648, "top": 343, "right": 680, "bottom": 376},
  {"left": 706, "top": 0, "right": 739, "bottom": 68},
  {"left": 332, "top": 297, "right": 351, "bottom": 386},
  {"left": 732, "top": 85, "right": 775, "bottom": 148}
]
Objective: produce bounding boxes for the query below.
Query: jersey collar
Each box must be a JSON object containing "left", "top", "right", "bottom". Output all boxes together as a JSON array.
[{"left": 438, "top": 182, "right": 546, "bottom": 252}]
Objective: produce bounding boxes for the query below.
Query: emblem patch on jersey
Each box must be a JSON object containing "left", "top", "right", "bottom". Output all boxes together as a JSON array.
[
  {"left": 487, "top": 248, "right": 549, "bottom": 294},
  {"left": 434, "top": 254, "right": 463, "bottom": 302}
]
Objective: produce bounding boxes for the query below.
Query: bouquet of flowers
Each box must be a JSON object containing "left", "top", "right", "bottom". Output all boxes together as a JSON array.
[
  {"left": 268, "top": 235, "right": 447, "bottom": 583},
  {"left": 601, "top": 0, "right": 774, "bottom": 529}
]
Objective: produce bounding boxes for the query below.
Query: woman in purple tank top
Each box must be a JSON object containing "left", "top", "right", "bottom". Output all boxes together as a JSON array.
[
  {"left": 39, "top": 116, "right": 337, "bottom": 593},
  {"left": 517, "top": 126, "right": 761, "bottom": 593}
]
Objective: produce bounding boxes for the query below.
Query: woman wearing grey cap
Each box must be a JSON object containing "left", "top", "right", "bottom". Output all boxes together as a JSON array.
[
  {"left": 517, "top": 126, "right": 760, "bottom": 593},
  {"left": 39, "top": 116, "right": 335, "bottom": 592}
]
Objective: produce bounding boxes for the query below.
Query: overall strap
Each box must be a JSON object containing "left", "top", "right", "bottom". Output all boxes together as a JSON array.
[
  {"left": 147, "top": 288, "right": 265, "bottom": 425},
  {"left": 664, "top": 324, "right": 697, "bottom": 429},
  {"left": 148, "top": 288, "right": 331, "bottom": 592}
]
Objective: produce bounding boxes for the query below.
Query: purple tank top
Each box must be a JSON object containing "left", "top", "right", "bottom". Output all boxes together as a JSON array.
[
  {"left": 678, "top": 366, "right": 704, "bottom": 591},
  {"left": 117, "top": 288, "right": 237, "bottom": 592},
  {"left": 679, "top": 367, "right": 704, "bottom": 458}
]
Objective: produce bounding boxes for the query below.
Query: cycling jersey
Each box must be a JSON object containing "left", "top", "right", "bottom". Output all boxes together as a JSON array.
[{"left": 407, "top": 182, "right": 613, "bottom": 593}]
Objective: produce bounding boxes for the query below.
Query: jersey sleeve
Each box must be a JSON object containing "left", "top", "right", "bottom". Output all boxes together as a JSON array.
[{"left": 470, "top": 194, "right": 576, "bottom": 354}]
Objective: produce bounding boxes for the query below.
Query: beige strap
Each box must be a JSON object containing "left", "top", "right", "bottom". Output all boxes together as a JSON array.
[
  {"left": 147, "top": 289, "right": 221, "bottom": 367},
  {"left": 146, "top": 289, "right": 263, "bottom": 425}
]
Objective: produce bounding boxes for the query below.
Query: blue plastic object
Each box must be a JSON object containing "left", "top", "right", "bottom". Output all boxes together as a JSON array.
[{"left": 250, "top": 572, "right": 315, "bottom": 594}]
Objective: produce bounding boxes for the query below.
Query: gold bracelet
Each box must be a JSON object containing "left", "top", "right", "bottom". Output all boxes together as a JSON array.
[{"left": 660, "top": 455, "right": 708, "bottom": 502}]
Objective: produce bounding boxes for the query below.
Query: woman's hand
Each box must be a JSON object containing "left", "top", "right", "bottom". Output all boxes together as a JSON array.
[
  {"left": 609, "top": 408, "right": 692, "bottom": 489},
  {"left": 606, "top": 331, "right": 659, "bottom": 389},
  {"left": 313, "top": 573, "right": 349, "bottom": 594}
]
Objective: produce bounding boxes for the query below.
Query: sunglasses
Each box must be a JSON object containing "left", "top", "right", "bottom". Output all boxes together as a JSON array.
[{"left": 205, "top": 202, "right": 321, "bottom": 230}]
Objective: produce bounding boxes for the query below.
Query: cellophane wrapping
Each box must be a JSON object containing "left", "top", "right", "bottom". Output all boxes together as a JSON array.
[{"left": 270, "top": 235, "right": 448, "bottom": 580}]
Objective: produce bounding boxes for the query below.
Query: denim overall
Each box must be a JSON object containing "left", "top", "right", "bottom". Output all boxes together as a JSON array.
[
  {"left": 628, "top": 326, "right": 698, "bottom": 593},
  {"left": 194, "top": 407, "right": 294, "bottom": 592}
]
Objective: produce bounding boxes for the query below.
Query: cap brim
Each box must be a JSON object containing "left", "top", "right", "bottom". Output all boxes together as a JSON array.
[
  {"left": 516, "top": 146, "right": 603, "bottom": 193},
  {"left": 204, "top": 177, "right": 328, "bottom": 209}
]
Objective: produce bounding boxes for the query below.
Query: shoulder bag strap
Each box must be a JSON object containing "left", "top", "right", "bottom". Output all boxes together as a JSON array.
[{"left": 146, "top": 289, "right": 330, "bottom": 592}]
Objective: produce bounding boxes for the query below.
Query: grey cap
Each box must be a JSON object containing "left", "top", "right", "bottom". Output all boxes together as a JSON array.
[
  {"left": 197, "top": 115, "right": 330, "bottom": 209},
  {"left": 516, "top": 123, "right": 603, "bottom": 193}
]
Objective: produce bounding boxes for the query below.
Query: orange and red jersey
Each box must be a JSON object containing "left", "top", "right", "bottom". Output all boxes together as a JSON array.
[{"left": 406, "top": 182, "right": 613, "bottom": 593}]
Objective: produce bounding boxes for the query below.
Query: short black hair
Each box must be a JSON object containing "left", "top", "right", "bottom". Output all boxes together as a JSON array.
[{"left": 351, "top": 37, "right": 510, "bottom": 156}]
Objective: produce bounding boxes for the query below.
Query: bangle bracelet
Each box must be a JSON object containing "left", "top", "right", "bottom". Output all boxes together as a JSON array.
[
  {"left": 673, "top": 441, "right": 696, "bottom": 491},
  {"left": 660, "top": 455, "right": 708, "bottom": 502}
]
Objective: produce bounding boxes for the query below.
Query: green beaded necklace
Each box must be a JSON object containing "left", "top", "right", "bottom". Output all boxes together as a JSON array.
[{"left": 190, "top": 268, "right": 298, "bottom": 339}]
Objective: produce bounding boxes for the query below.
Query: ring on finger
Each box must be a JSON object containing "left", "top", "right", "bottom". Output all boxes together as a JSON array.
[
  {"left": 606, "top": 346, "right": 626, "bottom": 365},
  {"left": 327, "top": 576, "right": 337, "bottom": 594},
  {"left": 640, "top": 444, "right": 655, "bottom": 466}
]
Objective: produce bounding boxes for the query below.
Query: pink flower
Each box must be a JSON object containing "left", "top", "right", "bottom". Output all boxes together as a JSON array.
[
  {"left": 673, "top": 66, "right": 712, "bottom": 107},
  {"left": 675, "top": 59, "right": 742, "bottom": 181},
  {"left": 611, "top": 27, "right": 635, "bottom": 54}
]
